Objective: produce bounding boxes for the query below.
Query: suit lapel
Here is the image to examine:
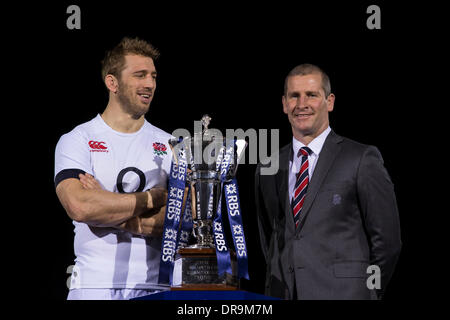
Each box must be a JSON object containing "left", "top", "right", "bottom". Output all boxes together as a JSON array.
[{"left": 296, "top": 131, "right": 343, "bottom": 232}]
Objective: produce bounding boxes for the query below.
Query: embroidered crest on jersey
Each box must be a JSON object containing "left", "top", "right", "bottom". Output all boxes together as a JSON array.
[
  {"left": 89, "top": 140, "right": 109, "bottom": 153},
  {"left": 153, "top": 142, "right": 167, "bottom": 156}
]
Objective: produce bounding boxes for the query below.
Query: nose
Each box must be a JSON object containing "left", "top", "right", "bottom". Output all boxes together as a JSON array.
[
  {"left": 296, "top": 96, "right": 309, "bottom": 109},
  {"left": 143, "top": 75, "right": 155, "bottom": 90}
]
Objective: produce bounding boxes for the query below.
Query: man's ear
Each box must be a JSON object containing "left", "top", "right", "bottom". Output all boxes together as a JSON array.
[
  {"left": 326, "top": 93, "right": 335, "bottom": 112},
  {"left": 105, "top": 74, "right": 119, "bottom": 94},
  {"left": 282, "top": 95, "right": 288, "bottom": 114}
]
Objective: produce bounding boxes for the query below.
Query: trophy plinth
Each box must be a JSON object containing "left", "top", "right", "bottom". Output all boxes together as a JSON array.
[{"left": 171, "top": 248, "right": 238, "bottom": 290}]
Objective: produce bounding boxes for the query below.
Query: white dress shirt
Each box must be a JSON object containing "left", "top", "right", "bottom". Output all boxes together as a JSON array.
[{"left": 289, "top": 127, "right": 331, "bottom": 203}]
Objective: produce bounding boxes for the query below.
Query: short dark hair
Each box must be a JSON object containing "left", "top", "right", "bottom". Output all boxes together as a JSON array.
[
  {"left": 101, "top": 37, "right": 160, "bottom": 81},
  {"left": 284, "top": 63, "right": 331, "bottom": 97}
]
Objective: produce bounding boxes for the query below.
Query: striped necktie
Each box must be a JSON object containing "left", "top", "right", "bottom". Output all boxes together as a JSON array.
[{"left": 292, "top": 146, "right": 312, "bottom": 228}]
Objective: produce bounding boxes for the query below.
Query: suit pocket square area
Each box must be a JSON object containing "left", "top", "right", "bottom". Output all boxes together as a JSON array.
[
  {"left": 332, "top": 194, "right": 342, "bottom": 205},
  {"left": 333, "top": 261, "right": 369, "bottom": 278}
]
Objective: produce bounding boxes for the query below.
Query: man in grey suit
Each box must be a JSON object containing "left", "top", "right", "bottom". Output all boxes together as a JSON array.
[{"left": 255, "top": 64, "right": 401, "bottom": 300}]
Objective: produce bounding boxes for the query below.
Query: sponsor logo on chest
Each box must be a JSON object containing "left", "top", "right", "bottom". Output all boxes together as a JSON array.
[{"left": 89, "top": 140, "right": 109, "bottom": 153}]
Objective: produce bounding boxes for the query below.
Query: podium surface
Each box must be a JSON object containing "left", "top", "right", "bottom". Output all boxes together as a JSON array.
[{"left": 132, "top": 290, "right": 278, "bottom": 300}]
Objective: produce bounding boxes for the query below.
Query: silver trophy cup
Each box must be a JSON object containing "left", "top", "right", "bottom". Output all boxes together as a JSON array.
[
  {"left": 169, "top": 115, "right": 246, "bottom": 249},
  {"left": 169, "top": 115, "right": 246, "bottom": 287}
]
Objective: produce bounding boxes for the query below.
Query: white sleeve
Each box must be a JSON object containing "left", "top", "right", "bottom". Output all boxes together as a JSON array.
[{"left": 54, "top": 128, "right": 92, "bottom": 187}]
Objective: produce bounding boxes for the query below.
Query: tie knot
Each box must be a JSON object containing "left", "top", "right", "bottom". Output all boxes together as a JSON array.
[{"left": 299, "top": 146, "right": 312, "bottom": 157}]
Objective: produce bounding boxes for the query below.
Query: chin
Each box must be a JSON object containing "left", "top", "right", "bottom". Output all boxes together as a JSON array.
[
  {"left": 292, "top": 122, "right": 311, "bottom": 133},
  {"left": 130, "top": 106, "right": 149, "bottom": 119},
  {"left": 293, "top": 125, "right": 313, "bottom": 136}
]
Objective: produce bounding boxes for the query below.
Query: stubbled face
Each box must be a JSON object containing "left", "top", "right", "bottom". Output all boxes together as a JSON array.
[
  {"left": 282, "top": 73, "right": 334, "bottom": 142},
  {"left": 116, "top": 54, "right": 157, "bottom": 118}
]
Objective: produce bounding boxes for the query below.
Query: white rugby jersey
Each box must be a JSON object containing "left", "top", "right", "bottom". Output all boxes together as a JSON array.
[{"left": 55, "top": 114, "right": 173, "bottom": 290}]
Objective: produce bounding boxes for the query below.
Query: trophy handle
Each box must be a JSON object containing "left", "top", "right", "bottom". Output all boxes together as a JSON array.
[{"left": 168, "top": 138, "right": 180, "bottom": 166}]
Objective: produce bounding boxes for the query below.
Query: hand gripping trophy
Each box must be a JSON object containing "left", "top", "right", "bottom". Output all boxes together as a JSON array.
[{"left": 158, "top": 115, "right": 249, "bottom": 290}]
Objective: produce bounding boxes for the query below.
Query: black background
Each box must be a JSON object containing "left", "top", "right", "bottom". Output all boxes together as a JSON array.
[{"left": 9, "top": 0, "right": 437, "bottom": 306}]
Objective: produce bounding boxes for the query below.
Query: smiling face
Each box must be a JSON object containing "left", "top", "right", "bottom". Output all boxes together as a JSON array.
[
  {"left": 282, "top": 73, "right": 335, "bottom": 144},
  {"left": 115, "top": 54, "right": 157, "bottom": 119}
]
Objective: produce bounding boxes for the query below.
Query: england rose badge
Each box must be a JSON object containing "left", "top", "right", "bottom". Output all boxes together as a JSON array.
[{"left": 153, "top": 142, "right": 168, "bottom": 156}]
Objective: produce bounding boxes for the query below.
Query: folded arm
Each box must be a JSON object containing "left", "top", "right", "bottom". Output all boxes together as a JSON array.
[{"left": 56, "top": 173, "right": 167, "bottom": 234}]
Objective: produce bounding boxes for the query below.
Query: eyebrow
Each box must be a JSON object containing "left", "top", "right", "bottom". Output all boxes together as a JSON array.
[
  {"left": 133, "top": 70, "right": 157, "bottom": 76},
  {"left": 288, "top": 90, "right": 320, "bottom": 96}
]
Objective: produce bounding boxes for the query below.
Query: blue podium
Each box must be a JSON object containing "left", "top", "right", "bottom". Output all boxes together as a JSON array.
[{"left": 132, "top": 290, "right": 279, "bottom": 300}]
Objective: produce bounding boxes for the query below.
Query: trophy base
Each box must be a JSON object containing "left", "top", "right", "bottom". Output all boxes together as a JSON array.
[{"left": 171, "top": 247, "right": 238, "bottom": 290}]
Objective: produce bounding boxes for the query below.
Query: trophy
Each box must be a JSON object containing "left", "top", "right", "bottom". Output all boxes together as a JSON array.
[{"left": 166, "top": 115, "right": 247, "bottom": 290}]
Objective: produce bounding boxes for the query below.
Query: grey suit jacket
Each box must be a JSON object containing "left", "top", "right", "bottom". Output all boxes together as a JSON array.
[{"left": 255, "top": 131, "right": 402, "bottom": 300}]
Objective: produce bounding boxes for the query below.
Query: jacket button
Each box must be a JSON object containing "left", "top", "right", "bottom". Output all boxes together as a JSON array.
[{"left": 288, "top": 266, "right": 294, "bottom": 273}]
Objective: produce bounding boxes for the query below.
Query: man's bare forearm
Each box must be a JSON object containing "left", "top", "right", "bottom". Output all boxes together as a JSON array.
[
  {"left": 56, "top": 178, "right": 166, "bottom": 227},
  {"left": 74, "top": 188, "right": 150, "bottom": 227}
]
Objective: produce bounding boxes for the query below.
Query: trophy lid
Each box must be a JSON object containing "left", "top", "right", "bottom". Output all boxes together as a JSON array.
[
  {"left": 201, "top": 114, "right": 211, "bottom": 133},
  {"left": 200, "top": 114, "right": 213, "bottom": 142}
]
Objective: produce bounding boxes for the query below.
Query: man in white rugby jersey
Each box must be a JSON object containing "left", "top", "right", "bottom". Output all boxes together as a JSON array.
[{"left": 55, "top": 37, "right": 173, "bottom": 300}]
